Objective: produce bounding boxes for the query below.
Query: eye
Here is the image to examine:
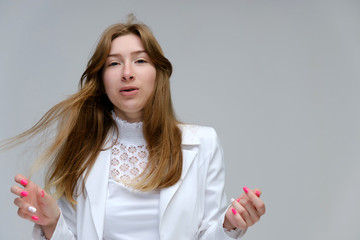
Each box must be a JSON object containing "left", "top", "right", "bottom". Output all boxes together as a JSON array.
[
  {"left": 135, "top": 59, "right": 147, "bottom": 64},
  {"left": 108, "top": 62, "right": 120, "bottom": 67}
]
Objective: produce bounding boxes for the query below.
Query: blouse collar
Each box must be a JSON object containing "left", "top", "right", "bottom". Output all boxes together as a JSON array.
[{"left": 111, "top": 111, "right": 145, "bottom": 142}]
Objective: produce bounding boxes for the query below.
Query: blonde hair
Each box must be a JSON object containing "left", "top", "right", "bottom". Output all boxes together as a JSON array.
[{"left": 2, "top": 17, "right": 182, "bottom": 207}]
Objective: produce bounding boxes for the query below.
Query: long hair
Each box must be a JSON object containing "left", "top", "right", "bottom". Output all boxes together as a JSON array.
[{"left": 1, "top": 17, "right": 182, "bottom": 206}]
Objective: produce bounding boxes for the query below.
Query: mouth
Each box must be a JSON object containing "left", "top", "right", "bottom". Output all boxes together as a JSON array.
[{"left": 120, "top": 87, "right": 139, "bottom": 92}]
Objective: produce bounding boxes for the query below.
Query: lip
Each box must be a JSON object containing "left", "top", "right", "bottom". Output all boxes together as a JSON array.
[{"left": 119, "top": 86, "right": 139, "bottom": 96}]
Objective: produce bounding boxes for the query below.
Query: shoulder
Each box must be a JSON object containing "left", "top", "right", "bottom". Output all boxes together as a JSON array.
[
  {"left": 179, "top": 124, "right": 219, "bottom": 146},
  {"left": 179, "top": 124, "right": 224, "bottom": 167},
  {"left": 179, "top": 123, "right": 217, "bottom": 136}
]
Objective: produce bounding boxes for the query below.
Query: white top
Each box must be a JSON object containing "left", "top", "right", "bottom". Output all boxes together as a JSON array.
[
  {"left": 103, "top": 113, "right": 160, "bottom": 240},
  {"left": 33, "top": 116, "right": 246, "bottom": 239}
]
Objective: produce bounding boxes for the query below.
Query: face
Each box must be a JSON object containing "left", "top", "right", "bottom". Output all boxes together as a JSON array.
[{"left": 103, "top": 34, "right": 156, "bottom": 123}]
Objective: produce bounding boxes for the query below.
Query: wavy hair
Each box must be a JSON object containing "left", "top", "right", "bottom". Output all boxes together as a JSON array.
[{"left": 1, "top": 16, "right": 182, "bottom": 206}]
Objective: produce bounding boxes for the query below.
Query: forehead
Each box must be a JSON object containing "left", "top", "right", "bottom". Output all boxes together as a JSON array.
[{"left": 109, "top": 33, "right": 145, "bottom": 54}]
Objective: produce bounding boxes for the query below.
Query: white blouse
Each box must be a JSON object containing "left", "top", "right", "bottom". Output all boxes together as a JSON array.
[{"left": 103, "top": 113, "right": 160, "bottom": 240}]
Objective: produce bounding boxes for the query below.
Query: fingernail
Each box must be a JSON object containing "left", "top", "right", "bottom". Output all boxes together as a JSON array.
[
  {"left": 237, "top": 198, "right": 241, "bottom": 202},
  {"left": 28, "top": 206, "right": 37, "bottom": 213},
  {"left": 21, "top": 191, "right": 28, "bottom": 197},
  {"left": 255, "top": 190, "right": 261, "bottom": 197},
  {"left": 231, "top": 208, "right": 237, "bottom": 215},
  {"left": 243, "top": 187, "right": 249, "bottom": 194},
  {"left": 230, "top": 198, "right": 235, "bottom": 203},
  {"left": 41, "top": 190, "right": 45, "bottom": 197},
  {"left": 32, "top": 215, "right": 39, "bottom": 221},
  {"left": 20, "top": 179, "right": 28, "bottom": 186}
]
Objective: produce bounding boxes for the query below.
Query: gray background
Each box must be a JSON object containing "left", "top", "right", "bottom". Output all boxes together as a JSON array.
[{"left": 1, "top": 0, "right": 359, "bottom": 239}]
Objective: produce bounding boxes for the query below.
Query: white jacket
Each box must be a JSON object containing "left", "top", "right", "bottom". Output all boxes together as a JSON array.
[{"left": 33, "top": 125, "right": 245, "bottom": 240}]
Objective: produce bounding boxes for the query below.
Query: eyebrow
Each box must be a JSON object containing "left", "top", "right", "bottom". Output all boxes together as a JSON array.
[{"left": 107, "top": 50, "right": 147, "bottom": 58}]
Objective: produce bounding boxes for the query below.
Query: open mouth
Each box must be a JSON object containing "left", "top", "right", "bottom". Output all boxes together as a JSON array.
[{"left": 120, "top": 87, "right": 139, "bottom": 92}]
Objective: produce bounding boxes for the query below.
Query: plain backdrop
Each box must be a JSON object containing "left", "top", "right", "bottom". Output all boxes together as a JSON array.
[{"left": 1, "top": 0, "right": 359, "bottom": 239}]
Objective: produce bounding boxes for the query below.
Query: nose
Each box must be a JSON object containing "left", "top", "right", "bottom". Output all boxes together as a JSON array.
[{"left": 122, "top": 62, "right": 134, "bottom": 81}]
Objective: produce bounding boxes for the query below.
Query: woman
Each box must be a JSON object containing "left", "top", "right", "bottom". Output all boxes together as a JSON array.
[{"left": 8, "top": 17, "right": 265, "bottom": 239}]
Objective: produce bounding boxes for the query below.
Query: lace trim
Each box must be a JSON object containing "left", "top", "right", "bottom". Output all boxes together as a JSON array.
[
  {"left": 112, "top": 111, "right": 143, "bottom": 129},
  {"left": 110, "top": 138, "right": 149, "bottom": 184}
]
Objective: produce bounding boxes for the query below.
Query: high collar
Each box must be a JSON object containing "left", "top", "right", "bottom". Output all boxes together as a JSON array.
[{"left": 112, "top": 111, "right": 145, "bottom": 143}]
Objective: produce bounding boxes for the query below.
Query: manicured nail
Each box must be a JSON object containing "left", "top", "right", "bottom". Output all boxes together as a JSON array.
[
  {"left": 230, "top": 198, "right": 235, "bottom": 202},
  {"left": 41, "top": 190, "right": 45, "bottom": 197},
  {"left": 32, "top": 215, "right": 39, "bottom": 221},
  {"left": 231, "top": 208, "right": 237, "bottom": 215},
  {"left": 255, "top": 190, "right": 261, "bottom": 197},
  {"left": 20, "top": 179, "right": 28, "bottom": 186},
  {"left": 237, "top": 198, "right": 241, "bottom": 202},
  {"left": 21, "top": 191, "right": 28, "bottom": 197},
  {"left": 243, "top": 187, "right": 249, "bottom": 194},
  {"left": 28, "top": 206, "right": 37, "bottom": 213}
]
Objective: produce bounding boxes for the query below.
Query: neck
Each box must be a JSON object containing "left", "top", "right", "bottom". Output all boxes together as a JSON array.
[{"left": 113, "top": 109, "right": 143, "bottom": 123}]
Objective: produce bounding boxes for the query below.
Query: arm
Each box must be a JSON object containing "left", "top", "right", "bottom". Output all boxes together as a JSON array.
[
  {"left": 197, "top": 129, "right": 246, "bottom": 240},
  {"left": 198, "top": 128, "right": 266, "bottom": 239}
]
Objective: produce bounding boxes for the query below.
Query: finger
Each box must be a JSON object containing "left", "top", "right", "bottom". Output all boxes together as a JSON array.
[
  {"left": 18, "top": 207, "right": 31, "bottom": 219},
  {"left": 236, "top": 187, "right": 260, "bottom": 201},
  {"left": 254, "top": 188, "right": 262, "bottom": 198},
  {"left": 244, "top": 188, "right": 266, "bottom": 216},
  {"left": 40, "top": 189, "right": 45, "bottom": 198},
  {"left": 17, "top": 207, "right": 39, "bottom": 222},
  {"left": 14, "top": 174, "right": 29, "bottom": 187},
  {"left": 14, "top": 197, "right": 37, "bottom": 213},
  {"left": 37, "top": 189, "right": 49, "bottom": 206},
  {"left": 235, "top": 193, "right": 248, "bottom": 203},
  {"left": 239, "top": 198, "right": 260, "bottom": 225},
  {"left": 228, "top": 206, "right": 247, "bottom": 229},
  {"left": 10, "top": 185, "right": 27, "bottom": 198},
  {"left": 14, "top": 197, "right": 25, "bottom": 208},
  {"left": 232, "top": 199, "right": 254, "bottom": 226}
]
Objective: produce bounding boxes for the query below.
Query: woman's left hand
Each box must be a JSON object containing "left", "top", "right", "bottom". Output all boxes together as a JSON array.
[{"left": 223, "top": 187, "right": 266, "bottom": 231}]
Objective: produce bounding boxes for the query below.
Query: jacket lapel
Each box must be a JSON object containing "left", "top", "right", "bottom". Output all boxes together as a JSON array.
[
  {"left": 159, "top": 125, "right": 200, "bottom": 225},
  {"left": 85, "top": 147, "right": 111, "bottom": 240}
]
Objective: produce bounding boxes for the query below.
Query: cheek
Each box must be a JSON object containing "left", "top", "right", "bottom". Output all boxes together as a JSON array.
[
  {"left": 103, "top": 72, "right": 113, "bottom": 94},
  {"left": 103, "top": 81, "right": 110, "bottom": 95}
]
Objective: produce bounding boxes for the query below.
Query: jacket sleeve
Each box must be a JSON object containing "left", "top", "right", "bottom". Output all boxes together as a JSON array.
[
  {"left": 32, "top": 197, "right": 77, "bottom": 240},
  {"left": 197, "top": 128, "right": 246, "bottom": 240}
]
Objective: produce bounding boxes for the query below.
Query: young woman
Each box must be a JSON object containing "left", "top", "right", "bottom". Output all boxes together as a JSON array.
[{"left": 8, "top": 17, "right": 265, "bottom": 240}]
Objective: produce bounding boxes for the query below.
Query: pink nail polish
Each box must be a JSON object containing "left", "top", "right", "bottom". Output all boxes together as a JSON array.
[
  {"left": 41, "top": 190, "right": 45, "bottom": 197},
  {"left": 255, "top": 190, "right": 261, "bottom": 197},
  {"left": 21, "top": 191, "right": 28, "bottom": 197},
  {"left": 20, "top": 179, "right": 28, "bottom": 186},
  {"left": 231, "top": 208, "right": 237, "bottom": 215},
  {"left": 237, "top": 198, "right": 241, "bottom": 202},
  {"left": 243, "top": 187, "right": 249, "bottom": 194},
  {"left": 32, "top": 216, "right": 39, "bottom": 221}
]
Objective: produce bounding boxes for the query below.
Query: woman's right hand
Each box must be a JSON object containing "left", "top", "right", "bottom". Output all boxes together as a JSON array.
[{"left": 11, "top": 174, "right": 60, "bottom": 238}]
